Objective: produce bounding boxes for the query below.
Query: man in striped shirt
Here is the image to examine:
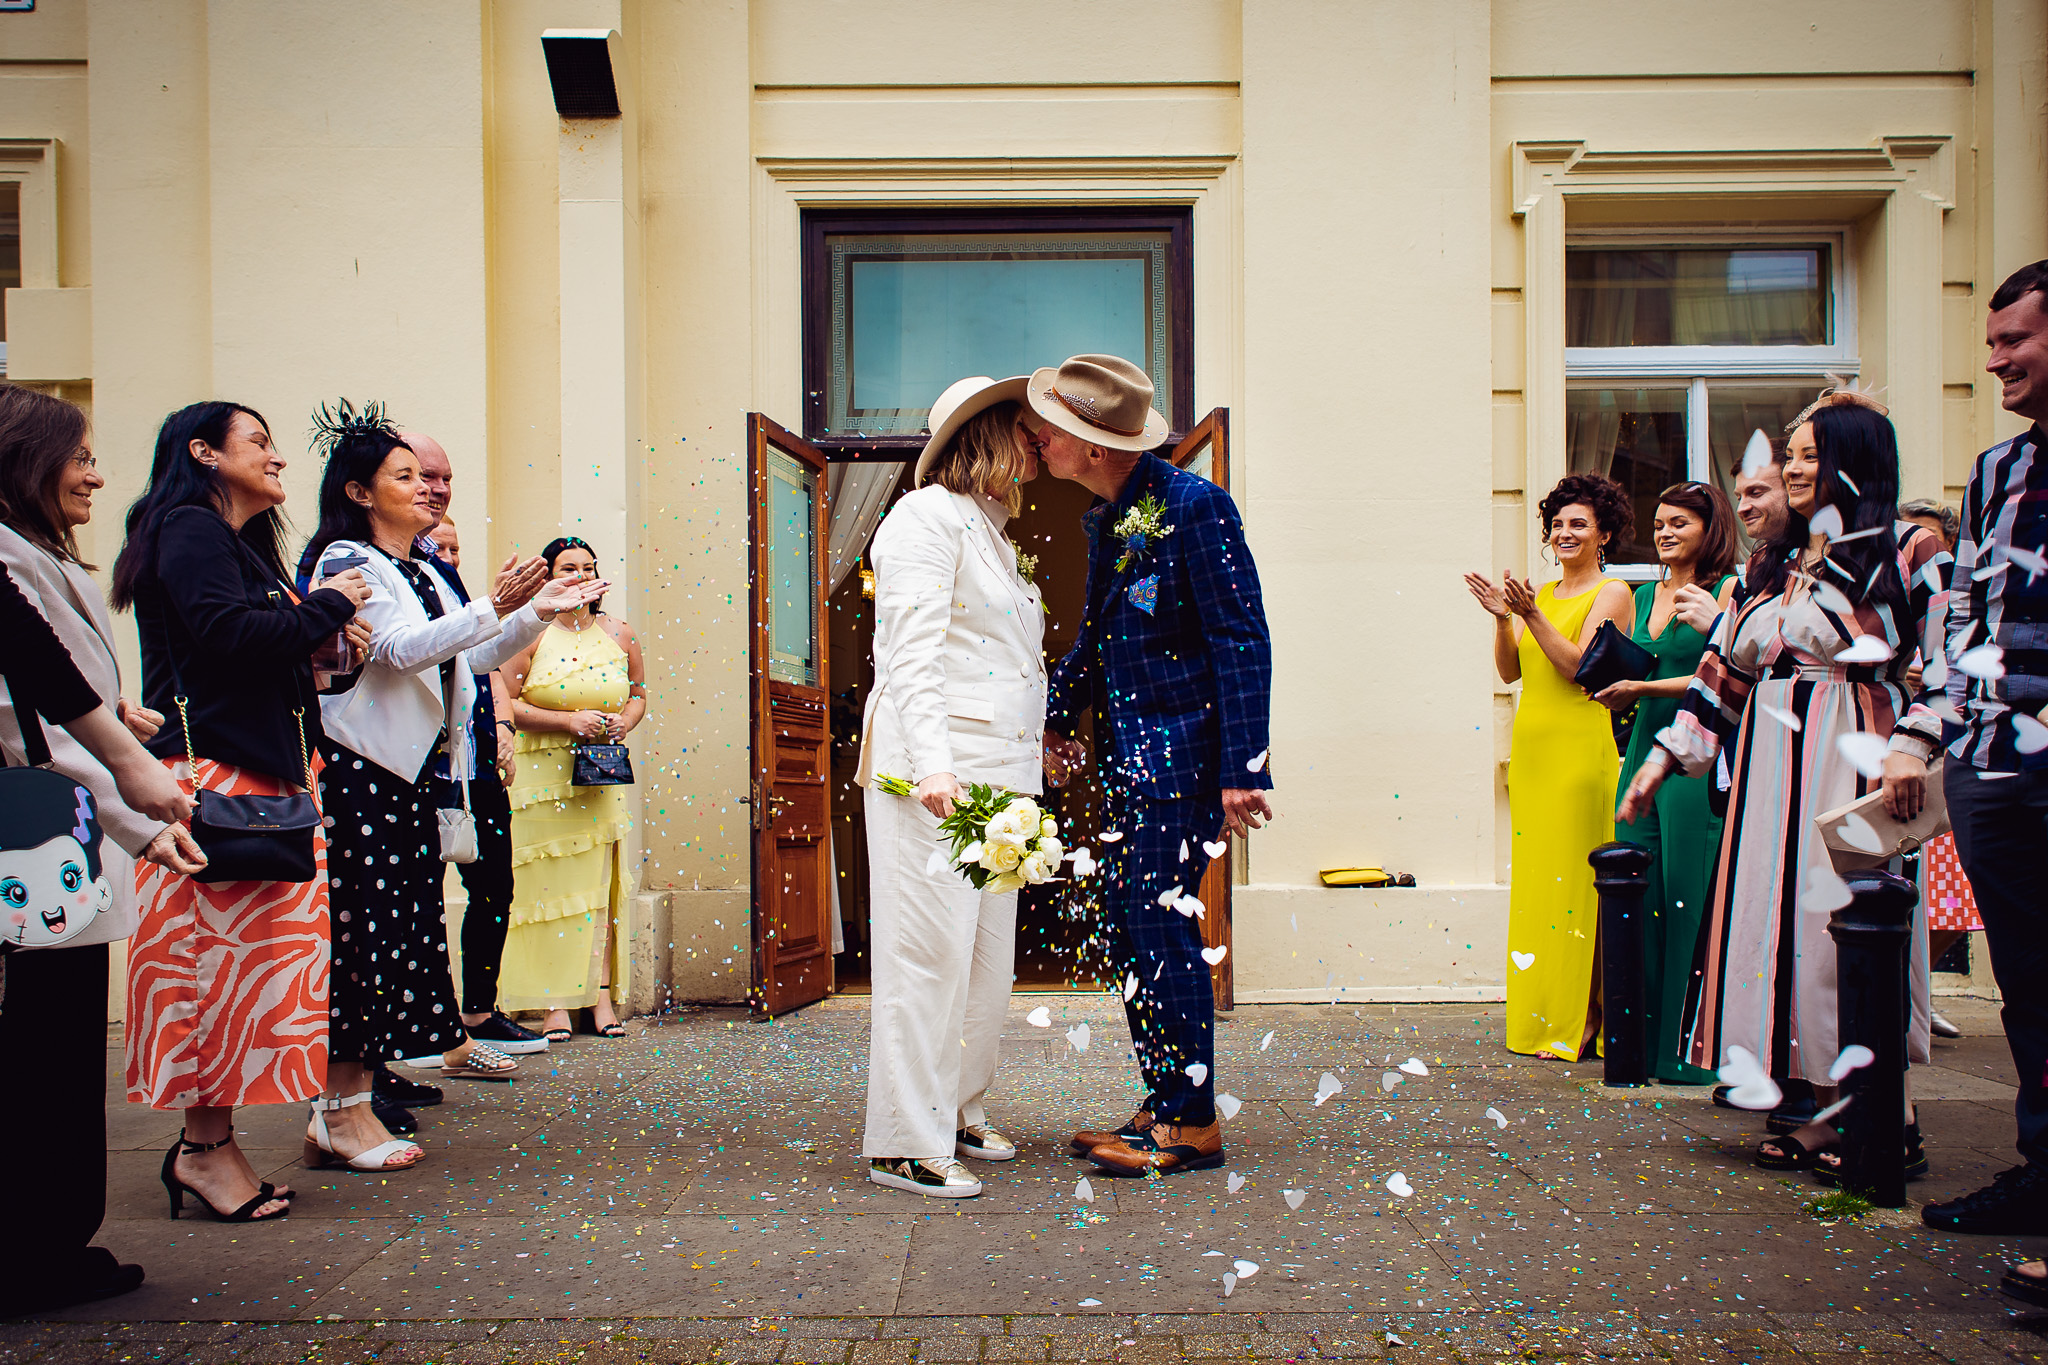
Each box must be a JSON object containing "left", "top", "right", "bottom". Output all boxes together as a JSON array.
[{"left": 1919, "top": 260, "right": 2048, "bottom": 1243}]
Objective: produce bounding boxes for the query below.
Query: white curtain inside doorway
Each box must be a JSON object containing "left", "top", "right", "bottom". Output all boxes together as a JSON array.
[{"left": 824, "top": 461, "right": 909, "bottom": 954}]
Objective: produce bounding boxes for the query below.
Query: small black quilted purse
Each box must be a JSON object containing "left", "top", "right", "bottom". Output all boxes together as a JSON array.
[{"left": 571, "top": 742, "right": 634, "bottom": 787}]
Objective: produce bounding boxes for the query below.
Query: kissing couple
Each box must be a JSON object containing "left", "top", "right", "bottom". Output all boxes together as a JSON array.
[{"left": 854, "top": 352, "right": 1276, "bottom": 1198}]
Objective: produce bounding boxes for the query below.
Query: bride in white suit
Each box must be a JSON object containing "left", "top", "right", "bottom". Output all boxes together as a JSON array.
[{"left": 857, "top": 375, "right": 1050, "bottom": 1198}]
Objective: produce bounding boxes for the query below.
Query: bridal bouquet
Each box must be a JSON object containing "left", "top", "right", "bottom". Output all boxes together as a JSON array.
[{"left": 872, "top": 776, "right": 1063, "bottom": 894}]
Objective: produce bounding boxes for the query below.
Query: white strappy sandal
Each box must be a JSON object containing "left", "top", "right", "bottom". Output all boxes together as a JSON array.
[{"left": 304, "top": 1092, "right": 425, "bottom": 1171}]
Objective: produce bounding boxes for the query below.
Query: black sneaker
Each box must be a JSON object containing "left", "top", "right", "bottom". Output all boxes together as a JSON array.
[
  {"left": 373, "top": 1063, "right": 444, "bottom": 1108},
  {"left": 1922, "top": 1163, "right": 2048, "bottom": 1235},
  {"left": 465, "top": 1012, "right": 550, "bottom": 1055},
  {"left": 371, "top": 1094, "right": 417, "bottom": 1135}
]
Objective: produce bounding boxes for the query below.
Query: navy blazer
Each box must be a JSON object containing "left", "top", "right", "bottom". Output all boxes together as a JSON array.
[{"left": 1047, "top": 453, "right": 1273, "bottom": 799}]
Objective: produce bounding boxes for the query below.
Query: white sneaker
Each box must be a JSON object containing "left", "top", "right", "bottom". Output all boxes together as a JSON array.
[{"left": 868, "top": 1155, "right": 983, "bottom": 1197}]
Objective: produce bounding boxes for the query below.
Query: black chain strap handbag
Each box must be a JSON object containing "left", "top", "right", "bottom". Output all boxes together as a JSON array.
[{"left": 571, "top": 741, "right": 634, "bottom": 787}]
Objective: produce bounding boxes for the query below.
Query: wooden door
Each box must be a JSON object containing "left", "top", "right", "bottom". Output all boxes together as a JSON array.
[
  {"left": 1169, "top": 409, "right": 1235, "bottom": 1010},
  {"left": 748, "top": 415, "right": 834, "bottom": 1016}
]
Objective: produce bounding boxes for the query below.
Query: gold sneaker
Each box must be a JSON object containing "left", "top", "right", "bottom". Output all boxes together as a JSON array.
[
  {"left": 956, "top": 1124, "right": 1018, "bottom": 1161},
  {"left": 868, "top": 1156, "right": 983, "bottom": 1198}
]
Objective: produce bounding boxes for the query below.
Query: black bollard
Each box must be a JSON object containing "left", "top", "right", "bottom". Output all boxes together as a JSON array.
[
  {"left": 1827, "top": 869, "right": 1917, "bottom": 1209},
  {"left": 1590, "top": 841, "right": 1653, "bottom": 1088}
]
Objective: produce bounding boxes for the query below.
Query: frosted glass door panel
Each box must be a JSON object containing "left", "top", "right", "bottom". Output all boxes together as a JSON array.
[{"left": 768, "top": 450, "right": 818, "bottom": 687}]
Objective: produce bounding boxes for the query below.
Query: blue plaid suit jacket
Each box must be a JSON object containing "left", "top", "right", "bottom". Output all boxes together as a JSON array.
[{"left": 1047, "top": 453, "right": 1273, "bottom": 799}]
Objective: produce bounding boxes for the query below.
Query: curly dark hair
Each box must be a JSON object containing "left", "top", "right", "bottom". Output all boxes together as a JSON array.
[{"left": 1537, "top": 472, "right": 1634, "bottom": 564}]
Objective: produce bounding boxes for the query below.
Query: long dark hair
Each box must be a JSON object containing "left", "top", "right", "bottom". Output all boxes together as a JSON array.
[
  {"left": 1750, "top": 400, "right": 1904, "bottom": 608},
  {"left": 1656, "top": 480, "right": 1741, "bottom": 587},
  {"left": 110, "top": 401, "right": 285, "bottom": 611},
  {"left": 541, "top": 536, "right": 603, "bottom": 616},
  {"left": 0, "top": 384, "right": 93, "bottom": 567},
  {"left": 297, "top": 400, "right": 412, "bottom": 581}
]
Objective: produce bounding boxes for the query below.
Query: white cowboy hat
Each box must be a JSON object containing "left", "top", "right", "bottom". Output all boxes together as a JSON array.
[
  {"left": 914, "top": 375, "right": 1031, "bottom": 486},
  {"left": 1024, "top": 353, "right": 1170, "bottom": 453}
]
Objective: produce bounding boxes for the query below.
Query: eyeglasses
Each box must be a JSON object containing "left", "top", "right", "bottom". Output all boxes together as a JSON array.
[{"left": 70, "top": 453, "right": 98, "bottom": 471}]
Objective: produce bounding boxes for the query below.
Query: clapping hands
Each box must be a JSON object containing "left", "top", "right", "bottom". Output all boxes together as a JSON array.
[
  {"left": 530, "top": 574, "right": 611, "bottom": 620},
  {"left": 490, "top": 555, "right": 550, "bottom": 616}
]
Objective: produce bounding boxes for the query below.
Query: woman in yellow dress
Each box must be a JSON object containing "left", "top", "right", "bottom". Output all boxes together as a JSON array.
[
  {"left": 498, "top": 537, "right": 646, "bottom": 1041},
  {"left": 1464, "top": 473, "right": 1634, "bottom": 1061}
]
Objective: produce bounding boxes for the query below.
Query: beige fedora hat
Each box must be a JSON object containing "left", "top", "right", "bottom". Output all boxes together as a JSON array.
[
  {"left": 1024, "top": 353, "right": 1170, "bottom": 453},
  {"left": 914, "top": 374, "right": 1031, "bottom": 486}
]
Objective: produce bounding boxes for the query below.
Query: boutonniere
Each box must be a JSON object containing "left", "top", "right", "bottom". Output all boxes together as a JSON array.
[
  {"left": 1112, "top": 494, "right": 1175, "bottom": 573},
  {"left": 1012, "top": 546, "right": 1038, "bottom": 585}
]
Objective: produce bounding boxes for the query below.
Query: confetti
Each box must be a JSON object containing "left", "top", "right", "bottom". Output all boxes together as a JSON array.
[
  {"left": 1176, "top": 894, "right": 1206, "bottom": 919},
  {"left": 1122, "top": 972, "right": 1140, "bottom": 1002},
  {"left": 1026, "top": 1006, "right": 1051, "bottom": 1027},
  {"left": 1200, "top": 944, "right": 1227, "bottom": 965},
  {"left": 1217, "top": 1093, "right": 1242, "bottom": 1121},
  {"left": 1233, "top": 1258, "right": 1260, "bottom": 1278},
  {"left": 1828, "top": 1044, "right": 1875, "bottom": 1082},
  {"left": 1399, "top": 1057, "right": 1429, "bottom": 1076},
  {"left": 1178, "top": 839, "right": 1189, "bottom": 862},
  {"left": 1098, "top": 830, "right": 1124, "bottom": 843},
  {"left": 1958, "top": 642, "right": 2006, "bottom": 681},
  {"left": 1221, "top": 1273, "right": 1237, "bottom": 1296},
  {"left": 1384, "top": 1171, "right": 1413, "bottom": 1198},
  {"left": 1226, "top": 1170, "right": 1246, "bottom": 1192},
  {"left": 1259, "top": 1031, "right": 1275, "bottom": 1050},
  {"left": 1314, "top": 1072, "right": 1343, "bottom": 1105},
  {"left": 1202, "top": 839, "right": 1226, "bottom": 857},
  {"left": 1484, "top": 1107, "right": 1509, "bottom": 1129},
  {"left": 1716, "top": 1044, "right": 1784, "bottom": 1111},
  {"left": 1155, "top": 885, "right": 1183, "bottom": 908},
  {"left": 1834, "top": 635, "right": 1892, "bottom": 664},
  {"left": 1511, "top": 950, "right": 1536, "bottom": 971},
  {"left": 1381, "top": 1071, "right": 1402, "bottom": 1093},
  {"left": 1185, "top": 1062, "right": 1209, "bottom": 1086},
  {"left": 1758, "top": 701, "right": 1804, "bottom": 731},
  {"left": 1074, "top": 1177, "right": 1095, "bottom": 1204},
  {"left": 1800, "top": 862, "right": 1854, "bottom": 916},
  {"left": 1283, "top": 1188, "right": 1307, "bottom": 1210},
  {"left": 1835, "top": 812, "right": 1884, "bottom": 854},
  {"left": 2017, "top": 712, "right": 2048, "bottom": 754},
  {"left": 1247, "top": 748, "right": 1269, "bottom": 773},
  {"left": 1066, "top": 1023, "right": 1091, "bottom": 1052},
  {"left": 1740, "top": 428, "right": 1773, "bottom": 476},
  {"left": 1809, "top": 505, "right": 1845, "bottom": 540},
  {"left": 1078, "top": 1297, "right": 1102, "bottom": 1307},
  {"left": 1835, "top": 732, "right": 1889, "bottom": 779}
]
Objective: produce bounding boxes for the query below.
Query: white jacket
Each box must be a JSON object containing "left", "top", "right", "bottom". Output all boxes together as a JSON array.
[
  {"left": 857, "top": 486, "right": 1047, "bottom": 795},
  {"left": 0, "top": 521, "right": 153, "bottom": 942},
  {"left": 313, "top": 541, "right": 547, "bottom": 784}
]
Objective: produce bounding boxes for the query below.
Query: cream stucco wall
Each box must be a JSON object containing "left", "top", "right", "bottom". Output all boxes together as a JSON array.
[{"left": 5, "top": 0, "right": 2041, "bottom": 1008}]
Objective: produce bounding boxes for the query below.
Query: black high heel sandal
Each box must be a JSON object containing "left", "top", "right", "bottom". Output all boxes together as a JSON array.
[
  {"left": 161, "top": 1133, "right": 292, "bottom": 1222},
  {"left": 1812, "top": 1121, "right": 1928, "bottom": 1186},
  {"left": 581, "top": 1006, "right": 625, "bottom": 1038}
]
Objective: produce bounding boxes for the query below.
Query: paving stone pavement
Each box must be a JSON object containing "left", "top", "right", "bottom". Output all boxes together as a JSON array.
[{"left": 5, "top": 997, "right": 2045, "bottom": 1364}]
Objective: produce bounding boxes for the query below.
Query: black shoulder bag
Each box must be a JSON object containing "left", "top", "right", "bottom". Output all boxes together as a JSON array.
[{"left": 158, "top": 593, "right": 320, "bottom": 886}]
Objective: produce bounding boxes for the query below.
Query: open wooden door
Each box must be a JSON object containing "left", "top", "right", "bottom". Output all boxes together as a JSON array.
[
  {"left": 1169, "top": 408, "right": 1235, "bottom": 1010},
  {"left": 748, "top": 415, "right": 834, "bottom": 1016}
]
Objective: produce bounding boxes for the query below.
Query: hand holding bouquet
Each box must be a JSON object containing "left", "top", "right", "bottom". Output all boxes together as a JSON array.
[{"left": 873, "top": 776, "right": 1063, "bottom": 894}]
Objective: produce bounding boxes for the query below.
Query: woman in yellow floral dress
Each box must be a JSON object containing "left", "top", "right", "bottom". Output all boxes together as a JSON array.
[{"left": 499, "top": 538, "right": 646, "bottom": 1040}]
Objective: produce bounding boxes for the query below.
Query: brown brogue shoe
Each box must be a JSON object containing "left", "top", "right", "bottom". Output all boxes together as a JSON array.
[
  {"left": 1086, "top": 1119, "right": 1224, "bottom": 1176},
  {"left": 1069, "top": 1110, "right": 1152, "bottom": 1156}
]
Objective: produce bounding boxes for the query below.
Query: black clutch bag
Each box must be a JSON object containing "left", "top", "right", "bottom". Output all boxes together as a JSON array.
[
  {"left": 572, "top": 742, "right": 634, "bottom": 787},
  {"left": 1573, "top": 619, "right": 1656, "bottom": 696},
  {"left": 191, "top": 786, "right": 321, "bottom": 884}
]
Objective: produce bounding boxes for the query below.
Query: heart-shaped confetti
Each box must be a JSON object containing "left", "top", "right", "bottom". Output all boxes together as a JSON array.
[
  {"left": 1314, "top": 1072, "right": 1343, "bottom": 1105},
  {"left": 1156, "top": 886, "right": 1183, "bottom": 908},
  {"left": 1283, "top": 1188, "right": 1306, "bottom": 1210},
  {"left": 1074, "top": 1177, "right": 1095, "bottom": 1203},
  {"left": 1386, "top": 1333, "right": 1407, "bottom": 1348},
  {"left": 1385, "top": 1172, "right": 1413, "bottom": 1198},
  {"left": 1202, "top": 839, "right": 1226, "bottom": 858},
  {"left": 927, "top": 849, "right": 950, "bottom": 875},
  {"left": 1123, "top": 972, "right": 1140, "bottom": 1002},
  {"left": 1247, "top": 748, "right": 1269, "bottom": 773},
  {"left": 1740, "top": 428, "right": 1773, "bottom": 477},
  {"left": 1809, "top": 505, "right": 1845, "bottom": 540},
  {"left": 1078, "top": 1297, "right": 1102, "bottom": 1307},
  {"left": 2015, "top": 712, "right": 2048, "bottom": 754},
  {"left": 1716, "top": 1044, "right": 1783, "bottom": 1111},
  {"left": 1400, "top": 1057, "right": 1429, "bottom": 1076},
  {"left": 1381, "top": 1072, "right": 1402, "bottom": 1093},
  {"left": 1221, "top": 1273, "right": 1237, "bottom": 1296},
  {"left": 1259, "top": 1031, "right": 1275, "bottom": 1051},
  {"left": 1758, "top": 701, "right": 1804, "bottom": 732},
  {"left": 1233, "top": 1259, "right": 1260, "bottom": 1279},
  {"left": 1066, "top": 847, "right": 1098, "bottom": 877},
  {"left": 1098, "top": 830, "right": 1124, "bottom": 843},
  {"left": 1200, "top": 944, "right": 1227, "bottom": 966},
  {"left": 1484, "top": 1107, "right": 1509, "bottom": 1129},
  {"left": 1959, "top": 642, "right": 2006, "bottom": 681},
  {"left": 1027, "top": 1006, "right": 1051, "bottom": 1027},
  {"left": 1185, "top": 1062, "right": 1209, "bottom": 1086},
  {"left": 2009, "top": 544, "right": 2048, "bottom": 581},
  {"left": 1511, "top": 951, "right": 1536, "bottom": 971},
  {"left": 1828, "top": 1043, "right": 1875, "bottom": 1082},
  {"left": 1176, "top": 895, "right": 1206, "bottom": 919},
  {"left": 1836, "top": 732, "right": 1890, "bottom": 779},
  {"left": 1217, "top": 1093, "right": 1242, "bottom": 1121},
  {"left": 1067, "top": 1023, "right": 1091, "bottom": 1052},
  {"left": 1226, "top": 1171, "right": 1247, "bottom": 1192},
  {"left": 1800, "top": 863, "right": 1853, "bottom": 916},
  {"left": 1834, "top": 634, "right": 1892, "bottom": 664},
  {"left": 1836, "top": 812, "right": 1884, "bottom": 854},
  {"left": 1178, "top": 839, "right": 1190, "bottom": 862}
]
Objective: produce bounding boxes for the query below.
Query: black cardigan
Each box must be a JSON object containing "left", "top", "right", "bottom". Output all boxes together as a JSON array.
[
  {"left": 0, "top": 561, "right": 101, "bottom": 725},
  {"left": 137, "top": 506, "right": 356, "bottom": 783}
]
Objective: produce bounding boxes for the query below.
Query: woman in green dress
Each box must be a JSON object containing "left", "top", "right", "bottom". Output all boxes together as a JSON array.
[{"left": 1593, "top": 480, "right": 1740, "bottom": 1084}]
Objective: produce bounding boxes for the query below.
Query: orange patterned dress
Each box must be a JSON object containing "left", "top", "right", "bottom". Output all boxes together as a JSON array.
[{"left": 126, "top": 756, "right": 330, "bottom": 1110}]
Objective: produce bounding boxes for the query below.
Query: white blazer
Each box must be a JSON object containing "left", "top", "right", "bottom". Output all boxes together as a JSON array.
[
  {"left": 0, "top": 521, "right": 156, "bottom": 940},
  {"left": 312, "top": 540, "right": 547, "bottom": 784},
  {"left": 857, "top": 486, "right": 1047, "bottom": 796}
]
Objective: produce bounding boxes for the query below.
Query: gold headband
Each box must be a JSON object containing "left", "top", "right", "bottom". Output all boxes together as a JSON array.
[{"left": 1788, "top": 373, "right": 1889, "bottom": 431}]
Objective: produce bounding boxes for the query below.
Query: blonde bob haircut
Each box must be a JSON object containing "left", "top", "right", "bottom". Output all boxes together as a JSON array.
[{"left": 921, "top": 400, "right": 1027, "bottom": 517}]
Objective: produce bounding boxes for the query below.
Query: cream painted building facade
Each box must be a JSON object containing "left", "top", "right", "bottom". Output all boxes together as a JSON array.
[{"left": 4, "top": 0, "right": 2039, "bottom": 1011}]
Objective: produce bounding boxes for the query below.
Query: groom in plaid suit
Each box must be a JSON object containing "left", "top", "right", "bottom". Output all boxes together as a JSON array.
[{"left": 1027, "top": 354, "right": 1274, "bottom": 1176}]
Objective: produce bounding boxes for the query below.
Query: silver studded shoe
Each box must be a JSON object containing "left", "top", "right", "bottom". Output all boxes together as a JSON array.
[
  {"left": 956, "top": 1124, "right": 1019, "bottom": 1161},
  {"left": 869, "top": 1155, "right": 984, "bottom": 1197}
]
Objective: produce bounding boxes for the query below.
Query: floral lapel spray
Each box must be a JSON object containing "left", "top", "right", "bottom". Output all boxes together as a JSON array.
[
  {"left": 1011, "top": 543, "right": 1050, "bottom": 614},
  {"left": 1112, "top": 494, "right": 1175, "bottom": 573},
  {"left": 868, "top": 777, "right": 1064, "bottom": 894}
]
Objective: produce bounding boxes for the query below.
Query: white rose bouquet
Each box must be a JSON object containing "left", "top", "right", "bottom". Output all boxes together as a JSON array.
[{"left": 872, "top": 775, "right": 1063, "bottom": 895}]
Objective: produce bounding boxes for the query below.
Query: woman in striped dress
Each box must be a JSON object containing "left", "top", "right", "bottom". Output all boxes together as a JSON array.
[{"left": 1620, "top": 390, "right": 1950, "bottom": 1174}]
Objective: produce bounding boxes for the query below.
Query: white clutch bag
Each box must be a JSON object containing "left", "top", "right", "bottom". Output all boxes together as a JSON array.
[
  {"left": 438, "top": 786, "right": 478, "bottom": 864},
  {"left": 1813, "top": 759, "right": 1949, "bottom": 873}
]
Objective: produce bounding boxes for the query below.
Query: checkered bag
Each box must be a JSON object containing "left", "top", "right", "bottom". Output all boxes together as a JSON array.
[{"left": 1922, "top": 832, "right": 1983, "bottom": 933}]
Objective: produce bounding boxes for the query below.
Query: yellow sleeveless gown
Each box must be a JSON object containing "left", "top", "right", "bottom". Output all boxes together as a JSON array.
[
  {"left": 498, "top": 623, "right": 632, "bottom": 1013},
  {"left": 1505, "top": 580, "right": 1621, "bottom": 1060}
]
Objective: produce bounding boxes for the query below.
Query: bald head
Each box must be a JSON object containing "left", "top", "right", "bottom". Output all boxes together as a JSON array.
[{"left": 398, "top": 431, "right": 452, "bottom": 525}]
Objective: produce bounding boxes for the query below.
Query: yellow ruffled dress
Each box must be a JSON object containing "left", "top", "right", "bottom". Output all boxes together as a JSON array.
[{"left": 498, "top": 622, "right": 632, "bottom": 1012}]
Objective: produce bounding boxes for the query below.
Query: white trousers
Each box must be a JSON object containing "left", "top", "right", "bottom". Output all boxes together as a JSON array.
[{"left": 861, "top": 785, "right": 1017, "bottom": 1159}]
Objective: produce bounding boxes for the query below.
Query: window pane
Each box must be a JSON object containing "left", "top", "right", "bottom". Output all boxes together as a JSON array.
[
  {"left": 1566, "top": 247, "right": 1829, "bottom": 347},
  {"left": 767, "top": 449, "right": 818, "bottom": 688},
  {"left": 1566, "top": 388, "right": 1688, "bottom": 566},
  {"left": 0, "top": 182, "right": 19, "bottom": 342},
  {"left": 824, "top": 231, "right": 1173, "bottom": 437},
  {"left": 1704, "top": 384, "right": 1823, "bottom": 513}
]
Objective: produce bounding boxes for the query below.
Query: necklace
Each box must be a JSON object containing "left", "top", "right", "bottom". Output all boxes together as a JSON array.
[{"left": 556, "top": 611, "right": 595, "bottom": 633}]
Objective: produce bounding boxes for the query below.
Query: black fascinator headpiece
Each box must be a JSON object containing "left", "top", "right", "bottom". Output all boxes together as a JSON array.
[{"left": 298, "top": 398, "right": 416, "bottom": 582}]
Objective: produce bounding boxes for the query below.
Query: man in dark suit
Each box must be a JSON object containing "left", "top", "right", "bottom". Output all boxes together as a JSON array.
[{"left": 1030, "top": 354, "right": 1274, "bottom": 1176}]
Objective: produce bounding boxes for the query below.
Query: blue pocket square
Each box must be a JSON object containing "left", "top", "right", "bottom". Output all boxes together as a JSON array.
[{"left": 1127, "top": 574, "right": 1160, "bottom": 615}]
